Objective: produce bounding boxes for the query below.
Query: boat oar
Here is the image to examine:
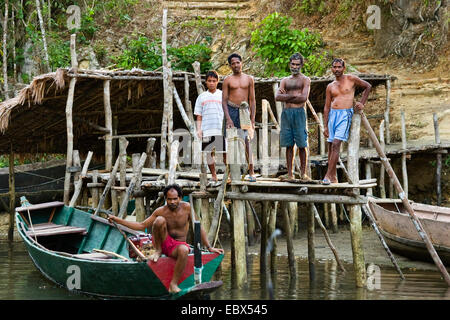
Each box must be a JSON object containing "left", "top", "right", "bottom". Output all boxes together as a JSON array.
[
  {"left": 108, "top": 218, "right": 146, "bottom": 261},
  {"left": 359, "top": 110, "right": 450, "bottom": 286}
]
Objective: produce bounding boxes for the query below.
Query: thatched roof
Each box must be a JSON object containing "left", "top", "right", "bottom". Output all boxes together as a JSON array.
[{"left": 0, "top": 68, "right": 394, "bottom": 157}]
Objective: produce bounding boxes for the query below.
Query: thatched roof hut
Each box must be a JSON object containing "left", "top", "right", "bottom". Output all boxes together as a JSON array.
[{"left": 0, "top": 68, "right": 394, "bottom": 158}]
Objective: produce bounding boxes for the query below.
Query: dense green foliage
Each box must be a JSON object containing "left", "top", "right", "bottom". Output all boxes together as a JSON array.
[
  {"left": 250, "top": 12, "right": 329, "bottom": 77},
  {"left": 114, "top": 36, "right": 212, "bottom": 73}
]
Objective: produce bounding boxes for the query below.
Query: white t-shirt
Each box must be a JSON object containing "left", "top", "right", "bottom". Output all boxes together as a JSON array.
[{"left": 194, "top": 89, "right": 223, "bottom": 137}]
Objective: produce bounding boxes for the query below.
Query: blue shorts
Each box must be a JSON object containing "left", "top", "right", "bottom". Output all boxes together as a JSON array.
[
  {"left": 327, "top": 108, "right": 353, "bottom": 142},
  {"left": 280, "top": 107, "right": 308, "bottom": 148},
  {"left": 223, "top": 103, "right": 248, "bottom": 139}
]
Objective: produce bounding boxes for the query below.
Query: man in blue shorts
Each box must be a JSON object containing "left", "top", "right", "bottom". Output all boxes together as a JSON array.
[
  {"left": 322, "top": 58, "right": 372, "bottom": 184},
  {"left": 275, "top": 53, "right": 311, "bottom": 181}
]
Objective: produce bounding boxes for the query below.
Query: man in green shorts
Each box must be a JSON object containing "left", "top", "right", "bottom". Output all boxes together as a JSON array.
[{"left": 275, "top": 53, "right": 311, "bottom": 181}]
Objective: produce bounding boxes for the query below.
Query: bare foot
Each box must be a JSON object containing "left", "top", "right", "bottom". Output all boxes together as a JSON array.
[
  {"left": 169, "top": 282, "right": 181, "bottom": 294},
  {"left": 149, "top": 251, "right": 161, "bottom": 262}
]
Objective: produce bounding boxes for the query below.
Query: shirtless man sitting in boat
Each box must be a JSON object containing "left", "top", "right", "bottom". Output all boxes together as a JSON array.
[{"left": 108, "top": 184, "right": 224, "bottom": 294}]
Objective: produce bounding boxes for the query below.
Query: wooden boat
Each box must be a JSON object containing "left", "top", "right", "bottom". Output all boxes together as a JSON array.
[
  {"left": 15, "top": 200, "right": 224, "bottom": 299},
  {"left": 368, "top": 199, "right": 450, "bottom": 265}
]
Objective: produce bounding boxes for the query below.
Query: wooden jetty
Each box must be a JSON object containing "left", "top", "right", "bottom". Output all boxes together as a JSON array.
[{"left": 1, "top": 10, "right": 449, "bottom": 289}]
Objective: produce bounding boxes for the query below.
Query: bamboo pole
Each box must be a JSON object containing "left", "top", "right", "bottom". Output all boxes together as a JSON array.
[
  {"left": 401, "top": 111, "right": 408, "bottom": 197},
  {"left": 318, "top": 112, "right": 326, "bottom": 156},
  {"left": 225, "top": 192, "right": 367, "bottom": 204},
  {"left": 8, "top": 143, "right": 15, "bottom": 241},
  {"left": 173, "top": 85, "right": 195, "bottom": 136},
  {"left": 310, "top": 204, "right": 346, "bottom": 272},
  {"left": 160, "top": 8, "right": 170, "bottom": 169},
  {"left": 347, "top": 111, "right": 366, "bottom": 288},
  {"left": 433, "top": 113, "right": 442, "bottom": 206},
  {"left": 360, "top": 111, "right": 450, "bottom": 286},
  {"left": 184, "top": 74, "right": 195, "bottom": 125},
  {"left": 69, "top": 151, "right": 93, "bottom": 207}
]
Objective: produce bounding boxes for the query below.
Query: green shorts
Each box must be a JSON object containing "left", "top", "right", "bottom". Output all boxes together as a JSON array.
[{"left": 280, "top": 107, "right": 308, "bottom": 148}]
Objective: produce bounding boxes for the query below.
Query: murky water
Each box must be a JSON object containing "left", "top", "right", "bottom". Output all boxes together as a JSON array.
[{"left": 1, "top": 241, "right": 449, "bottom": 300}]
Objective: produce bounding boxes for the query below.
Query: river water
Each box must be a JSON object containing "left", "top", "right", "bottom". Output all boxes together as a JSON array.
[{"left": 1, "top": 241, "right": 449, "bottom": 300}]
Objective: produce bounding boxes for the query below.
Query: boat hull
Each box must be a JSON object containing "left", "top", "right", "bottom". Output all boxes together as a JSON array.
[
  {"left": 368, "top": 201, "right": 450, "bottom": 265},
  {"left": 16, "top": 205, "right": 224, "bottom": 299}
]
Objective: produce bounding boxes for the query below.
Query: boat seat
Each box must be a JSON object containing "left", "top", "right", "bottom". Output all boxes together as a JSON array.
[
  {"left": 26, "top": 222, "right": 87, "bottom": 238},
  {"left": 72, "top": 252, "right": 113, "bottom": 260}
]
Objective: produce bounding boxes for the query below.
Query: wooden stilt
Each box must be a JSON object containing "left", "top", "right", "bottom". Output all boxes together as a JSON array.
[
  {"left": 307, "top": 204, "right": 315, "bottom": 281},
  {"left": 330, "top": 203, "right": 338, "bottom": 233},
  {"left": 260, "top": 201, "right": 269, "bottom": 275},
  {"left": 69, "top": 151, "right": 93, "bottom": 207},
  {"left": 208, "top": 165, "right": 230, "bottom": 243},
  {"left": 133, "top": 153, "right": 146, "bottom": 222},
  {"left": 360, "top": 111, "right": 450, "bottom": 286},
  {"left": 268, "top": 202, "right": 278, "bottom": 274},
  {"left": 145, "top": 138, "right": 156, "bottom": 168},
  {"left": 245, "top": 201, "right": 256, "bottom": 246},
  {"left": 401, "top": 111, "right": 408, "bottom": 197},
  {"left": 91, "top": 170, "right": 100, "bottom": 208},
  {"left": 318, "top": 112, "right": 326, "bottom": 156},
  {"left": 365, "top": 161, "right": 373, "bottom": 197},
  {"left": 94, "top": 156, "right": 121, "bottom": 216},
  {"left": 384, "top": 79, "right": 391, "bottom": 144},
  {"left": 347, "top": 112, "right": 366, "bottom": 288},
  {"left": 192, "top": 61, "right": 203, "bottom": 169},
  {"left": 379, "top": 120, "right": 386, "bottom": 198},
  {"left": 103, "top": 80, "right": 113, "bottom": 171},
  {"left": 433, "top": 113, "right": 442, "bottom": 206},
  {"left": 63, "top": 34, "right": 78, "bottom": 205},
  {"left": 8, "top": 143, "right": 15, "bottom": 241},
  {"left": 282, "top": 202, "right": 296, "bottom": 278},
  {"left": 118, "top": 153, "right": 147, "bottom": 220},
  {"left": 261, "top": 100, "right": 269, "bottom": 177},
  {"left": 228, "top": 128, "right": 247, "bottom": 288}
]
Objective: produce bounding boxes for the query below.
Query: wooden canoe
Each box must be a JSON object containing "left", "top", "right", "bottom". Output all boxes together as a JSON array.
[
  {"left": 368, "top": 200, "right": 450, "bottom": 265},
  {"left": 15, "top": 200, "right": 224, "bottom": 299}
]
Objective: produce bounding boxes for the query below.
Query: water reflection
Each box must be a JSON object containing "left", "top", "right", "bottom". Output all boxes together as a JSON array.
[{"left": 1, "top": 241, "right": 449, "bottom": 300}]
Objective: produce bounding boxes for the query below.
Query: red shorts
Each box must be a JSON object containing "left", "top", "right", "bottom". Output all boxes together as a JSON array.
[{"left": 161, "top": 234, "right": 189, "bottom": 257}]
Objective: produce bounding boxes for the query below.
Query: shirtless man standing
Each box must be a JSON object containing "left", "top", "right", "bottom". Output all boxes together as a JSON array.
[
  {"left": 222, "top": 53, "right": 257, "bottom": 181},
  {"left": 275, "top": 53, "right": 311, "bottom": 181},
  {"left": 107, "top": 184, "right": 224, "bottom": 293},
  {"left": 322, "top": 58, "right": 372, "bottom": 184}
]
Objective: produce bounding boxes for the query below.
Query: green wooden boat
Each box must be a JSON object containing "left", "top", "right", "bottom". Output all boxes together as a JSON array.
[{"left": 15, "top": 200, "right": 224, "bottom": 299}]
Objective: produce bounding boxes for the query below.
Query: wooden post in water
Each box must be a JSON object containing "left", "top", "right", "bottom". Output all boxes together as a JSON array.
[
  {"left": 433, "top": 113, "right": 442, "bottom": 206},
  {"left": 307, "top": 204, "right": 315, "bottom": 281},
  {"left": 281, "top": 202, "right": 296, "bottom": 278},
  {"left": 8, "top": 143, "right": 15, "bottom": 241},
  {"left": 268, "top": 202, "right": 278, "bottom": 273},
  {"left": 401, "top": 111, "right": 408, "bottom": 198},
  {"left": 227, "top": 127, "right": 247, "bottom": 288},
  {"left": 360, "top": 111, "right": 450, "bottom": 286},
  {"left": 260, "top": 201, "right": 269, "bottom": 274},
  {"left": 347, "top": 111, "right": 366, "bottom": 288}
]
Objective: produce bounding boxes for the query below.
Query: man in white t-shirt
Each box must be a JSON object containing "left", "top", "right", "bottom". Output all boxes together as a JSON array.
[{"left": 194, "top": 70, "right": 226, "bottom": 182}]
